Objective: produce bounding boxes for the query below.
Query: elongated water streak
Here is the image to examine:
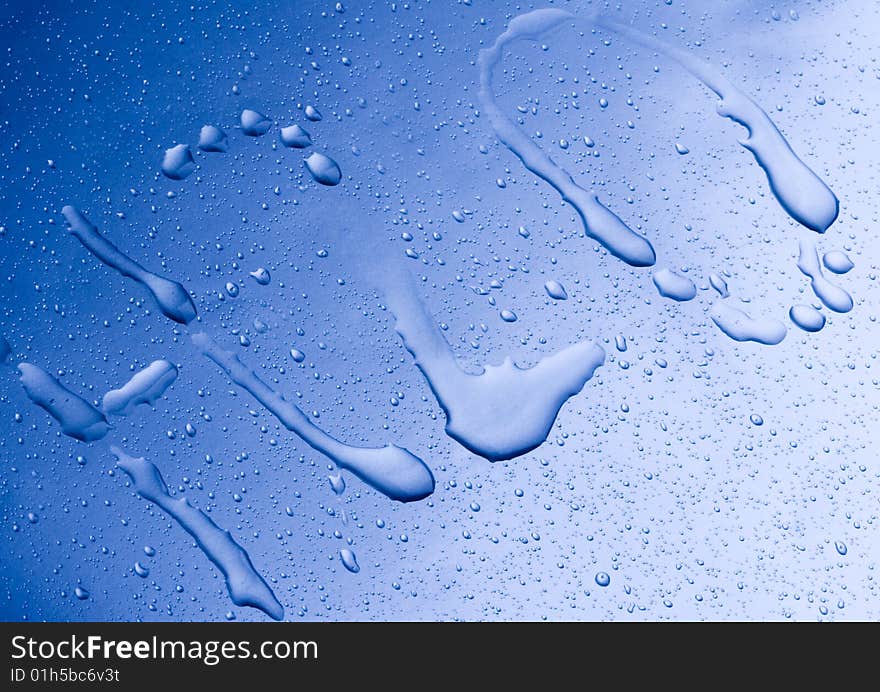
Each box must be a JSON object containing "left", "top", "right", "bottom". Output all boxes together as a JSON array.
[
  {"left": 478, "top": 9, "right": 656, "bottom": 267},
  {"left": 112, "top": 446, "right": 283, "bottom": 620},
  {"left": 597, "top": 15, "right": 839, "bottom": 233},
  {"left": 18, "top": 363, "right": 109, "bottom": 442},
  {"left": 192, "top": 333, "right": 434, "bottom": 502},
  {"left": 103, "top": 360, "right": 179, "bottom": 416},
  {"left": 62, "top": 206, "right": 197, "bottom": 324}
]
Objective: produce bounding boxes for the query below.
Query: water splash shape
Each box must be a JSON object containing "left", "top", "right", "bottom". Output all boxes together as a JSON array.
[
  {"left": 18, "top": 363, "right": 109, "bottom": 442},
  {"left": 385, "top": 274, "right": 606, "bottom": 462},
  {"left": 192, "top": 332, "right": 434, "bottom": 502},
  {"left": 112, "top": 446, "right": 283, "bottom": 620},
  {"left": 61, "top": 206, "right": 197, "bottom": 324},
  {"left": 478, "top": 9, "right": 656, "bottom": 267},
  {"left": 796, "top": 238, "right": 853, "bottom": 313},
  {"left": 103, "top": 359, "right": 179, "bottom": 416}
]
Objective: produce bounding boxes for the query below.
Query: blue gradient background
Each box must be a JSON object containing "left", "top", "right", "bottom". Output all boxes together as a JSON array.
[{"left": 1, "top": 0, "right": 878, "bottom": 621}]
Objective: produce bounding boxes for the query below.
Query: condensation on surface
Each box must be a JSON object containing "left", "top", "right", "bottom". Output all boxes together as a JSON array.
[{"left": 0, "top": 1, "right": 871, "bottom": 622}]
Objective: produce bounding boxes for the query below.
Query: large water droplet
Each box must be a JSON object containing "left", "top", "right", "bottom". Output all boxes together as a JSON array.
[
  {"left": 241, "top": 109, "right": 272, "bottom": 136},
  {"left": 652, "top": 268, "right": 697, "bottom": 301},
  {"left": 198, "top": 124, "right": 228, "bottom": 152},
  {"left": 161, "top": 144, "right": 195, "bottom": 180},
  {"left": 339, "top": 548, "right": 360, "bottom": 573},
  {"left": 304, "top": 152, "right": 342, "bottom": 186},
  {"left": 822, "top": 250, "right": 853, "bottom": 274},
  {"left": 280, "top": 124, "right": 312, "bottom": 148},
  {"left": 544, "top": 280, "right": 568, "bottom": 300},
  {"left": 789, "top": 304, "right": 826, "bottom": 333}
]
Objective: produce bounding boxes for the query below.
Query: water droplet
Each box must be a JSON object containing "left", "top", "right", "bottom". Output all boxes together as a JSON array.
[
  {"left": 193, "top": 333, "right": 434, "bottom": 502},
  {"left": 198, "top": 124, "right": 228, "bottom": 152},
  {"left": 385, "top": 276, "right": 605, "bottom": 461},
  {"left": 822, "top": 250, "right": 854, "bottom": 275},
  {"left": 711, "top": 301, "right": 786, "bottom": 345},
  {"left": 544, "top": 280, "right": 568, "bottom": 300},
  {"left": 500, "top": 309, "right": 517, "bottom": 323},
  {"left": 113, "top": 446, "right": 284, "bottom": 620},
  {"left": 789, "top": 304, "right": 826, "bottom": 333},
  {"left": 304, "top": 152, "right": 342, "bottom": 186},
  {"left": 103, "top": 359, "right": 178, "bottom": 416},
  {"left": 241, "top": 109, "right": 272, "bottom": 136},
  {"left": 279, "top": 124, "right": 312, "bottom": 148},
  {"left": 61, "top": 206, "right": 197, "bottom": 324},
  {"left": 798, "top": 239, "right": 853, "bottom": 313},
  {"left": 709, "top": 272, "right": 729, "bottom": 298},
  {"left": 249, "top": 267, "right": 271, "bottom": 285},
  {"left": 161, "top": 144, "right": 196, "bottom": 180},
  {"left": 339, "top": 548, "right": 360, "bottom": 573},
  {"left": 18, "top": 363, "right": 109, "bottom": 442},
  {"left": 329, "top": 473, "right": 346, "bottom": 495},
  {"left": 652, "top": 268, "right": 696, "bottom": 301}
]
